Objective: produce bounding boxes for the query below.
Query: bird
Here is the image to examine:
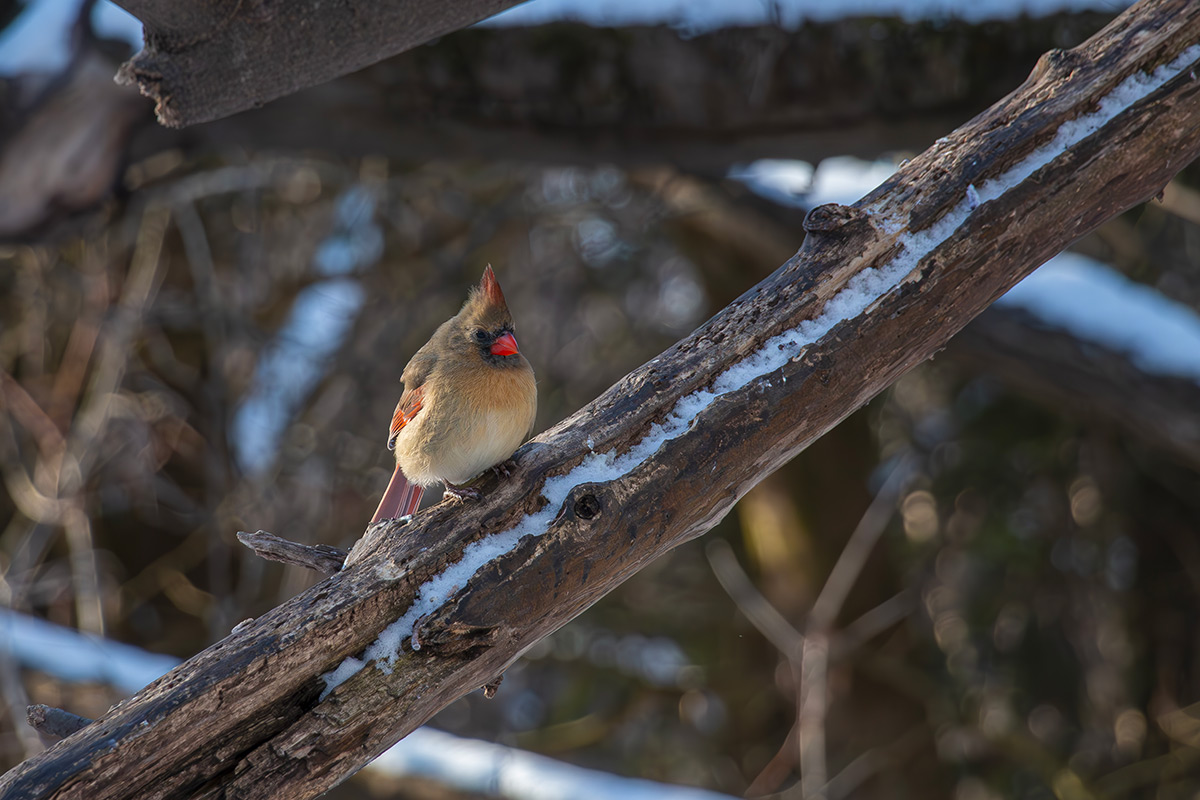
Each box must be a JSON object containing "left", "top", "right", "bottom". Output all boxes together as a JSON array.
[{"left": 370, "top": 265, "right": 537, "bottom": 524}]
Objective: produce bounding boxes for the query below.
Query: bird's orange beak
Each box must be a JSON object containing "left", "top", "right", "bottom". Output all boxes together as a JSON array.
[{"left": 490, "top": 332, "right": 520, "bottom": 357}]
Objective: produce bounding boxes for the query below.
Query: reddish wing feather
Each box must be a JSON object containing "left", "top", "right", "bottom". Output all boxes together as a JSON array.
[
  {"left": 374, "top": 383, "right": 427, "bottom": 523},
  {"left": 388, "top": 384, "right": 424, "bottom": 449}
]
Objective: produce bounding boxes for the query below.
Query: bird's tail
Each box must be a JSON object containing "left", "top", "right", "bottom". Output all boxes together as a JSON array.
[{"left": 370, "top": 465, "right": 424, "bottom": 524}]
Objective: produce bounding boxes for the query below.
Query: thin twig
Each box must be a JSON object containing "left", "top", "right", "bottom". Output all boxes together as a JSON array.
[
  {"left": 809, "top": 453, "right": 915, "bottom": 632},
  {"left": 706, "top": 519, "right": 917, "bottom": 799},
  {"left": 746, "top": 723, "right": 799, "bottom": 796},
  {"left": 236, "top": 531, "right": 347, "bottom": 575},
  {"left": 174, "top": 200, "right": 237, "bottom": 640},
  {"left": 797, "top": 453, "right": 914, "bottom": 800},
  {"left": 0, "top": 409, "right": 69, "bottom": 524},
  {"left": 0, "top": 372, "right": 67, "bottom": 464},
  {"left": 830, "top": 590, "right": 916, "bottom": 661},
  {"left": 52, "top": 206, "right": 170, "bottom": 635},
  {"left": 706, "top": 539, "right": 806, "bottom": 798},
  {"left": 796, "top": 632, "right": 830, "bottom": 799},
  {"left": 705, "top": 538, "right": 804, "bottom": 658},
  {"left": 0, "top": 652, "right": 41, "bottom": 758},
  {"left": 819, "top": 726, "right": 927, "bottom": 800}
]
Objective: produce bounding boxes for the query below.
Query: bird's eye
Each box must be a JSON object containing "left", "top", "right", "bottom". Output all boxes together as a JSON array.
[{"left": 473, "top": 329, "right": 489, "bottom": 342}]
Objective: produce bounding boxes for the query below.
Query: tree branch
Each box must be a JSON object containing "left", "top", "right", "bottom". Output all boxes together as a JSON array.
[
  {"left": 111, "top": 0, "right": 526, "bottom": 127},
  {"left": 3, "top": 2, "right": 1198, "bottom": 798},
  {"left": 705, "top": 539, "right": 805, "bottom": 657}
]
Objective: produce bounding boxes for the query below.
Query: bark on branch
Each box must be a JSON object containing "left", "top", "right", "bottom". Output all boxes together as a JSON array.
[{"left": 3, "top": 1, "right": 1198, "bottom": 798}]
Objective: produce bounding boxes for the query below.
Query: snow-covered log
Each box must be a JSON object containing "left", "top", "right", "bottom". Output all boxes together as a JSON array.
[{"left": 2, "top": 1, "right": 1199, "bottom": 798}]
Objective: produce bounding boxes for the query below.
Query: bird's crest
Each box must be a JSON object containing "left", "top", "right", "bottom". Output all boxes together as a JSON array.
[
  {"left": 461, "top": 264, "right": 513, "bottom": 329},
  {"left": 479, "top": 264, "right": 507, "bottom": 308}
]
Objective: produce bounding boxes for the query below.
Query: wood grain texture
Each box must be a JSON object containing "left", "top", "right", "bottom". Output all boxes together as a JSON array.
[{"left": 3, "top": 1, "right": 1199, "bottom": 797}]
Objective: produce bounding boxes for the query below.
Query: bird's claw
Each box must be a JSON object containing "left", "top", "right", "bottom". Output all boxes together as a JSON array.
[
  {"left": 442, "top": 484, "right": 481, "bottom": 503},
  {"left": 491, "top": 458, "right": 518, "bottom": 479}
]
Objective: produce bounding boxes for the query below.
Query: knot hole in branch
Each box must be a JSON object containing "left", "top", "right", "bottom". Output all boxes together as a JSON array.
[{"left": 574, "top": 493, "right": 601, "bottom": 520}]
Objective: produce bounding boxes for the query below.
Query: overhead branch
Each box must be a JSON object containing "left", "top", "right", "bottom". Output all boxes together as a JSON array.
[
  {"left": 110, "top": 0, "right": 526, "bottom": 127},
  {"left": 125, "top": 13, "right": 1114, "bottom": 161},
  {"left": 3, "top": 1, "right": 1198, "bottom": 798}
]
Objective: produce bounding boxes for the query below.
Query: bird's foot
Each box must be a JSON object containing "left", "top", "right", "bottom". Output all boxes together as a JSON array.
[
  {"left": 442, "top": 483, "right": 481, "bottom": 503},
  {"left": 490, "top": 458, "right": 518, "bottom": 479}
]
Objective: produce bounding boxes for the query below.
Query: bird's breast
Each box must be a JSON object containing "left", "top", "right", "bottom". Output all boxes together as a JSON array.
[{"left": 394, "top": 364, "right": 536, "bottom": 487}]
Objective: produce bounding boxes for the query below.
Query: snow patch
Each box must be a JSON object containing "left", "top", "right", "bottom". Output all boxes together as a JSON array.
[
  {"left": 1000, "top": 253, "right": 1200, "bottom": 382},
  {"left": 729, "top": 156, "right": 897, "bottom": 210},
  {"left": 0, "top": 611, "right": 732, "bottom": 798},
  {"left": 374, "top": 726, "right": 737, "bottom": 800},
  {"left": 0, "top": 609, "right": 177, "bottom": 693},
  {"left": 966, "top": 183, "right": 981, "bottom": 210}
]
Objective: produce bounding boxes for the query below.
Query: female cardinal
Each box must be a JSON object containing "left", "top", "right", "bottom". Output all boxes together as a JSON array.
[{"left": 370, "top": 265, "right": 537, "bottom": 523}]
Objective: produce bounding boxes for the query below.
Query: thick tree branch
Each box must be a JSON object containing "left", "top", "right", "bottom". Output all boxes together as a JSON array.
[
  {"left": 111, "top": 0, "right": 526, "bottom": 127},
  {"left": 3, "top": 1, "right": 1198, "bottom": 798}
]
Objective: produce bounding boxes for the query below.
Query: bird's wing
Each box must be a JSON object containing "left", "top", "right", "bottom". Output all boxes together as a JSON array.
[
  {"left": 387, "top": 383, "right": 424, "bottom": 450},
  {"left": 388, "top": 343, "right": 439, "bottom": 449}
]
